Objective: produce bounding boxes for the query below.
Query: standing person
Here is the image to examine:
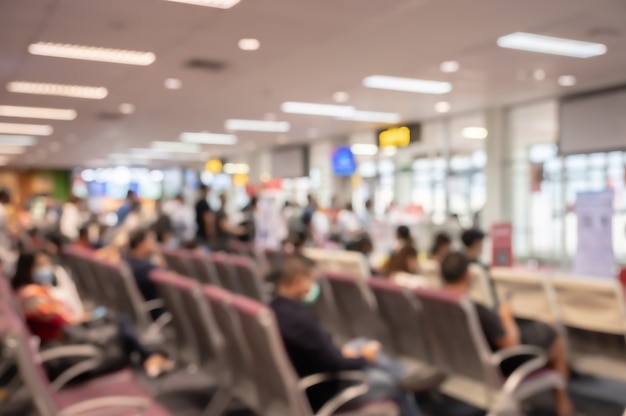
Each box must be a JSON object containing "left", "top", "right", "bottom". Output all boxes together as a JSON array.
[
  {"left": 360, "top": 199, "right": 374, "bottom": 230},
  {"left": 195, "top": 185, "right": 214, "bottom": 246},
  {"left": 302, "top": 195, "right": 317, "bottom": 235},
  {"left": 239, "top": 196, "right": 258, "bottom": 242},
  {"left": 60, "top": 196, "right": 82, "bottom": 242},
  {"left": 213, "top": 193, "right": 243, "bottom": 251},
  {"left": 168, "top": 195, "right": 195, "bottom": 242},
  {"left": 0, "top": 189, "right": 15, "bottom": 275},
  {"left": 116, "top": 190, "right": 138, "bottom": 226},
  {"left": 382, "top": 226, "right": 419, "bottom": 277},
  {"left": 336, "top": 202, "right": 362, "bottom": 245},
  {"left": 440, "top": 252, "right": 577, "bottom": 416}
]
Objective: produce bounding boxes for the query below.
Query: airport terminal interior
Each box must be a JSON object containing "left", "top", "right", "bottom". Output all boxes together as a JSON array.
[{"left": 3, "top": 0, "right": 626, "bottom": 415}]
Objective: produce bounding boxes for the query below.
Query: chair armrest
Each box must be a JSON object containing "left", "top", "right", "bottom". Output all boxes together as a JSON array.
[
  {"left": 502, "top": 355, "right": 554, "bottom": 395},
  {"left": 298, "top": 371, "right": 367, "bottom": 391},
  {"left": 40, "top": 345, "right": 101, "bottom": 363},
  {"left": 298, "top": 371, "right": 370, "bottom": 416},
  {"left": 58, "top": 395, "right": 150, "bottom": 416},
  {"left": 489, "top": 345, "right": 544, "bottom": 366},
  {"left": 40, "top": 345, "right": 104, "bottom": 392}
]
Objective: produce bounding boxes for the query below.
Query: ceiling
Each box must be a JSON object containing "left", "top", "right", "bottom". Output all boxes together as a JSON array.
[{"left": 1, "top": 0, "right": 626, "bottom": 168}]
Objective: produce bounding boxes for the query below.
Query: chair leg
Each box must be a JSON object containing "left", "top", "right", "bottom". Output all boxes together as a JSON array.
[{"left": 203, "top": 388, "right": 232, "bottom": 416}]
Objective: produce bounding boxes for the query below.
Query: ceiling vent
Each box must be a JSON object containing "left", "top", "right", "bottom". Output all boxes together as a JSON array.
[
  {"left": 185, "top": 58, "right": 226, "bottom": 72},
  {"left": 96, "top": 112, "right": 124, "bottom": 121}
]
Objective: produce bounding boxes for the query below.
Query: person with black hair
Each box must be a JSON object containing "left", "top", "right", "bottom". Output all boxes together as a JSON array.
[
  {"left": 440, "top": 252, "right": 576, "bottom": 416},
  {"left": 116, "top": 190, "right": 138, "bottom": 226},
  {"left": 461, "top": 228, "right": 486, "bottom": 263},
  {"left": 382, "top": 226, "right": 419, "bottom": 277},
  {"left": 126, "top": 229, "right": 163, "bottom": 319},
  {"left": 270, "top": 255, "right": 422, "bottom": 416},
  {"left": 429, "top": 232, "right": 452, "bottom": 263},
  {"left": 194, "top": 185, "right": 214, "bottom": 245},
  {"left": 239, "top": 196, "right": 258, "bottom": 242},
  {"left": 76, "top": 226, "right": 92, "bottom": 250}
]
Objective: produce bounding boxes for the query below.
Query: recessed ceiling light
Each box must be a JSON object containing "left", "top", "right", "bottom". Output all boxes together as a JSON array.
[
  {"left": 28, "top": 42, "right": 156, "bottom": 65},
  {"left": 435, "top": 101, "right": 451, "bottom": 113},
  {"left": 225, "top": 119, "right": 290, "bottom": 133},
  {"left": 151, "top": 141, "right": 201, "bottom": 153},
  {"left": 119, "top": 103, "right": 135, "bottom": 114},
  {"left": 276, "top": 134, "right": 288, "bottom": 144},
  {"left": 164, "top": 78, "right": 182, "bottom": 90},
  {"left": 497, "top": 32, "right": 607, "bottom": 58},
  {"left": 238, "top": 38, "right": 260, "bottom": 51},
  {"left": 440, "top": 60, "right": 460, "bottom": 73},
  {"left": 0, "top": 122, "right": 52, "bottom": 136},
  {"left": 0, "top": 145, "right": 27, "bottom": 155},
  {"left": 281, "top": 101, "right": 356, "bottom": 118},
  {"left": 340, "top": 110, "right": 401, "bottom": 124},
  {"left": 558, "top": 75, "right": 577, "bottom": 87},
  {"left": 7, "top": 81, "right": 108, "bottom": 99},
  {"left": 363, "top": 75, "right": 452, "bottom": 94},
  {"left": 0, "top": 135, "right": 36, "bottom": 146},
  {"left": 462, "top": 127, "right": 488, "bottom": 140},
  {"left": 48, "top": 141, "right": 61, "bottom": 152},
  {"left": 0, "top": 105, "right": 77, "bottom": 120},
  {"left": 180, "top": 132, "right": 238, "bottom": 145},
  {"left": 351, "top": 143, "right": 379, "bottom": 156},
  {"left": 333, "top": 91, "right": 349, "bottom": 103},
  {"left": 164, "top": 0, "right": 240, "bottom": 8},
  {"left": 533, "top": 69, "right": 546, "bottom": 81}
]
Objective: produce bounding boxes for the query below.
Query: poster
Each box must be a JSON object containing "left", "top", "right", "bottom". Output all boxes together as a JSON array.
[
  {"left": 573, "top": 190, "right": 615, "bottom": 277},
  {"left": 491, "top": 222, "right": 513, "bottom": 267}
]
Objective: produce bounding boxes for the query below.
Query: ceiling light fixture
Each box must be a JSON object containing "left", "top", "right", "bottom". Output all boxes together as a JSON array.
[
  {"left": 440, "top": 60, "right": 460, "bottom": 73},
  {"left": 363, "top": 75, "right": 452, "bottom": 94},
  {"left": 0, "top": 122, "right": 52, "bottom": 136},
  {"left": 558, "top": 75, "right": 577, "bottom": 87},
  {"left": 151, "top": 141, "right": 202, "bottom": 153},
  {"left": 0, "top": 135, "right": 36, "bottom": 146},
  {"left": 333, "top": 91, "right": 349, "bottom": 103},
  {"left": 435, "top": 101, "right": 451, "bottom": 113},
  {"left": 340, "top": 110, "right": 401, "bottom": 124},
  {"left": 462, "top": 127, "right": 488, "bottom": 140},
  {"left": 28, "top": 42, "right": 155, "bottom": 65},
  {"left": 533, "top": 69, "right": 546, "bottom": 81},
  {"left": 164, "top": 78, "right": 182, "bottom": 90},
  {"left": 238, "top": 38, "right": 260, "bottom": 51},
  {"left": 0, "top": 105, "right": 76, "bottom": 120},
  {"left": 7, "top": 81, "right": 108, "bottom": 99},
  {"left": 225, "top": 119, "right": 290, "bottom": 133},
  {"left": 281, "top": 101, "right": 356, "bottom": 118},
  {"left": 180, "top": 132, "right": 238, "bottom": 145},
  {"left": 0, "top": 145, "right": 27, "bottom": 155},
  {"left": 119, "top": 103, "right": 135, "bottom": 114},
  {"left": 164, "top": 0, "right": 240, "bottom": 8},
  {"left": 497, "top": 32, "right": 607, "bottom": 58},
  {"left": 351, "top": 143, "right": 379, "bottom": 156}
]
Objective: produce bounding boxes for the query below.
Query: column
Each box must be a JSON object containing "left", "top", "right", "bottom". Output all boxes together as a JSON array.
[{"left": 394, "top": 151, "right": 413, "bottom": 206}]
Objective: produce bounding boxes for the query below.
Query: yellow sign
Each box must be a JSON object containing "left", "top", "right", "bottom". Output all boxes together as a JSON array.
[
  {"left": 233, "top": 173, "right": 249, "bottom": 186},
  {"left": 379, "top": 126, "right": 410, "bottom": 148},
  {"left": 205, "top": 159, "right": 222, "bottom": 174}
]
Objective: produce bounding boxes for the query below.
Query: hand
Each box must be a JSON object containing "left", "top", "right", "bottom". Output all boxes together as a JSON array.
[
  {"left": 342, "top": 345, "right": 360, "bottom": 359},
  {"left": 498, "top": 301, "right": 515, "bottom": 320},
  {"left": 360, "top": 341, "right": 381, "bottom": 364}
]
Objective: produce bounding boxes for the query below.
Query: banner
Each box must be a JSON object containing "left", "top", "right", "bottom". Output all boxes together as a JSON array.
[
  {"left": 491, "top": 222, "right": 514, "bottom": 267},
  {"left": 573, "top": 190, "right": 615, "bottom": 277}
]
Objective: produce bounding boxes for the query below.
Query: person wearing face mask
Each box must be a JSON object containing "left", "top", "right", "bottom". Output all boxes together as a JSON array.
[
  {"left": 12, "top": 250, "right": 173, "bottom": 378},
  {"left": 270, "top": 255, "right": 424, "bottom": 416}
]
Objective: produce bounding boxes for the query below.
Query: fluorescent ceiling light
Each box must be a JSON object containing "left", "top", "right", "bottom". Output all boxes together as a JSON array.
[
  {"left": 0, "top": 105, "right": 76, "bottom": 120},
  {"left": 0, "top": 122, "right": 52, "bottom": 136},
  {"left": 225, "top": 119, "right": 290, "bottom": 133},
  {"left": 351, "top": 143, "right": 378, "bottom": 156},
  {"left": 180, "top": 132, "right": 238, "bottom": 145},
  {"left": 119, "top": 103, "right": 135, "bottom": 114},
  {"left": 0, "top": 145, "right": 27, "bottom": 155},
  {"left": 164, "top": 0, "right": 240, "bottom": 9},
  {"left": 7, "top": 82, "right": 108, "bottom": 99},
  {"left": 558, "top": 75, "right": 577, "bottom": 87},
  {"left": 238, "top": 38, "right": 260, "bottom": 51},
  {"left": 462, "top": 127, "right": 488, "bottom": 140},
  {"left": 151, "top": 141, "right": 201, "bottom": 153},
  {"left": 164, "top": 78, "right": 182, "bottom": 90},
  {"left": 341, "top": 110, "right": 401, "bottom": 124},
  {"left": 363, "top": 75, "right": 452, "bottom": 94},
  {"left": 0, "top": 135, "right": 36, "bottom": 146},
  {"left": 435, "top": 101, "right": 451, "bottom": 113},
  {"left": 497, "top": 32, "right": 607, "bottom": 58},
  {"left": 440, "top": 60, "right": 460, "bottom": 73},
  {"left": 281, "top": 101, "right": 356, "bottom": 118},
  {"left": 28, "top": 42, "right": 155, "bottom": 65}
]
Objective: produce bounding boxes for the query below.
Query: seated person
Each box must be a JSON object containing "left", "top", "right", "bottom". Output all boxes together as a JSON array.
[
  {"left": 94, "top": 230, "right": 128, "bottom": 263},
  {"left": 440, "top": 252, "right": 576, "bottom": 416},
  {"left": 126, "top": 229, "right": 164, "bottom": 319},
  {"left": 76, "top": 226, "right": 93, "bottom": 251},
  {"left": 12, "top": 251, "right": 172, "bottom": 377},
  {"left": 461, "top": 228, "right": 487, "bottom": 267},
  {"left": 382, "top": 226, "right": 419, "bottom": 277},
  {"left": 429, "top": 232, "right": 451, "bottom": 263},
  {"left": 270, "top": 255, "right": 420, "bottom": 416}
]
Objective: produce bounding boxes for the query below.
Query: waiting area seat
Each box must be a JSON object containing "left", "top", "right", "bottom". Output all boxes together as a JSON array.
[{"left": 303, "top": 248, "right": 371, "bottom": 280}]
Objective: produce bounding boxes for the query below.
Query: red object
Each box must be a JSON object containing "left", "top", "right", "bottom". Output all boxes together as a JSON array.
[
  {"left": 619, "top": 267, "right": 626, "bottom": 288},
  {"left": 262, "top": 178, "right": 282, "bottom": 190},
  {"left": 491, "top": 222, "right": 514, "bottom": 267}
]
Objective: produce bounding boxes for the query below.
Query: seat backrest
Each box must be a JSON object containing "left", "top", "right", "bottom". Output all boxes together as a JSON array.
[
  {"left": 0, "top": 306, "right": 59, "bottom": 416},
  {"left": 229, "top": 255, "right": 266, "bottom": 302},
  {"left": 103, "top": 261, "right": 153, "bottom": 332},
  {"left": 309, "top": 275, "right": 347, "bottom": 343},
  {"left": 413, "top": 288, "right": 495, "bottom": 386},
  {"left": 161, "top": 247, "right": 193, "bottom": 276},
  {"left": 469, "top": 264, "right": 496, "bottom": 308},
  {"left": 490, "top": 267, "right": 557, "bottom": 322},
  {"left": 368, "top": 278, "right": 430, "bottom": 362},
  {"left": 189, "top": 251, "right": 221, "bottom": 286},
  {"left": 231, "top": 295, "right": 312, "bottom": 416},
  {"left": 419, "top": 259, "right": 443, "bottom": 288},
  {"left": 303, "top": 248, "right": 370, "bottom": 279},
  {"left": 211, "top": 253, "right": 242, "bottom": 293},
  {"left": 324, "top": 272, "right": 388, "bottom": 343}
]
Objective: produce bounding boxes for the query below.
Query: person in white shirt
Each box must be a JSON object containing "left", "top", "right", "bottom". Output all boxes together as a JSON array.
[
  {"left": 166, "top": 195, "right": 196, "bottom": 242},
  {"left": 60, "top": 196, "right": 82, "bottom": 241},
  {"left": 337, "top": 203, "right": 362, "bottom": 244}
]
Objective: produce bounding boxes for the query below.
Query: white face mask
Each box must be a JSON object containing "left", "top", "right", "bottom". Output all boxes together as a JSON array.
[{"left": 34, "top": 266, "right": 54, "bottom": 285}]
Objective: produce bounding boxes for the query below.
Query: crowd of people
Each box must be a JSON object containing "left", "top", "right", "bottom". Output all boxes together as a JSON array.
[{"left": 0, "top": 185, "right": 580, "bottom": 416}]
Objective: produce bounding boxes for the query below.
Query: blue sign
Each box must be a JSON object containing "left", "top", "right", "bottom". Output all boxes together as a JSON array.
[{"left": 332, "top": 146, "right": 357, "bottom": 176}]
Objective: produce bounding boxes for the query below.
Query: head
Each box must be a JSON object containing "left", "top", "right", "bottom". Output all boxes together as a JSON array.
[
  {"left": 365, "top": 199, "right": 373, "bottom": 212},
  {"left": 275, "top": 255, "right": 317, "bottom": 301},
  {"left": 200, "top": 184, "right": 210, "bottom": 197},
  {"left": 344, "top": 202, "right": 353, "bottom": 212},
  {"left": 174, "top": 194, "right": 184, "bottom": 204},
  {"left": 396, "top": 225, "right": 413, "bottom": 244},
  {"left": 130, "top": 199, "right": 141, "bottom": 213},
  {"left": 441, "top": 252, "right": 472, "bottom": 292},
  {"left": 126, "top": 190, "right": 137, "bottom": 201},
  {"left": 129, "top": 228, "right": 155, "bottom": 259},
  {"left": 430, "top": 232, "right": 452, "bottom": 260},
  {"left": 462, "top": 228, "right": 486, "bottom": 261},
  {"left": 78, "top": 226, "right": 90, "bottom": 244},
  {"left": 346, "top": 234, "right": 373, "bottom": 257},
  {"left": 219, "top": 193, "right": 227, "bottom": 209},
  {"left": 0, "top": 189, "right": 11, "bottom": 205},
  {"left": 307, "top": 194, "right": 317, "bottom": 207},
  {"left": 12, "top": 251, "right": 55, "bottom": 290},
  {"left": 44, "top": 231, "right": 64, "bottom": 257},
  {"left": 285, "top": 230, "right": 307, "bottom": 253}
]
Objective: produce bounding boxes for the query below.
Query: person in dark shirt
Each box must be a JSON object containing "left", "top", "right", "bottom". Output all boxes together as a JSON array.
[
  {"left": 461, "top": 228, "right": 486, "bottom": 265},
  {"left": 212, "top": 193, "right": 243, "bottom": 251},
  {"left": 126, "top": 229, "right": 163, "bottom": 320},
  {"left": 270, "top": 255, "right": 420, "bottom": 415},
  {"left": 440, "top": 252, "right": 576, "bottom": 416},
  {"left": 117, "top": 190, "right": 138, "bottom": 226},
  {"left": 382, "top": 226, "right": 419, "bottom": 277},
  {"left": 195, "top": 185, "right": 214, "bottom": 244}
]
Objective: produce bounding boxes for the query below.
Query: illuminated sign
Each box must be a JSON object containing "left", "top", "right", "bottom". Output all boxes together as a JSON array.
[
  {"left": 377, "top": 123, "right": 421, "bottom": 148},
  {"left": 205, "top": 159, "right": 223, "bottom": 174}
]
